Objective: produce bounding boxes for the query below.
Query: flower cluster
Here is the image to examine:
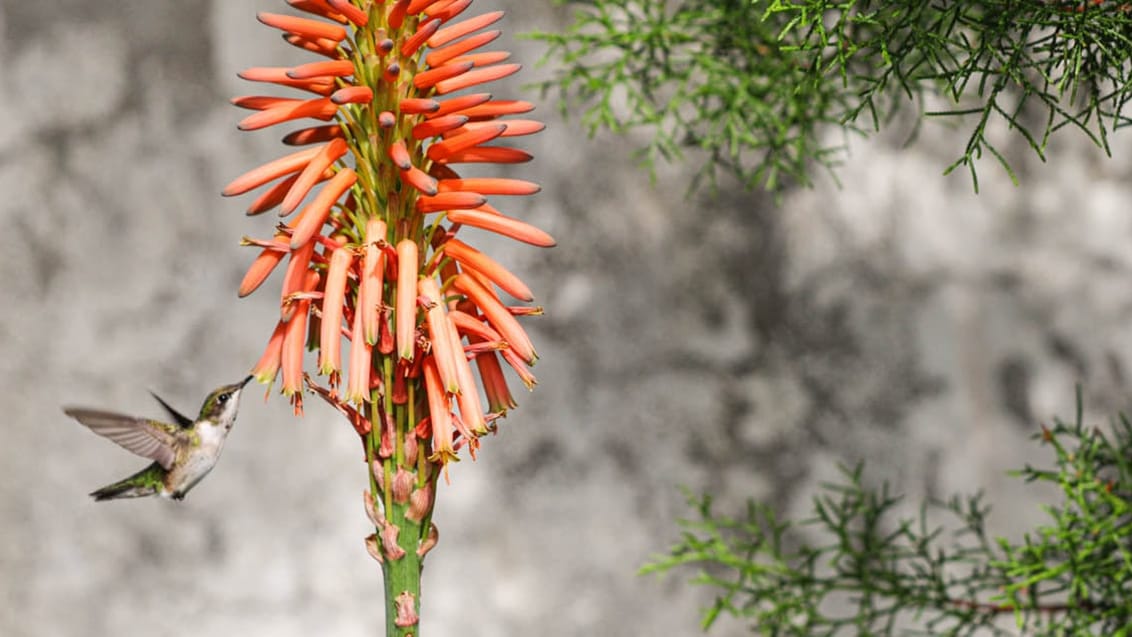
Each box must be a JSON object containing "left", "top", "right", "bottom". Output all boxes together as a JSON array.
[{"left": 226, "top": 0, "right": 552, "bottom": 468}]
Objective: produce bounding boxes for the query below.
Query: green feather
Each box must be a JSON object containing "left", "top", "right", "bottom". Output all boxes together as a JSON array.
[{"left": 89, "top": 462, "right": 166, "bottom": 501}]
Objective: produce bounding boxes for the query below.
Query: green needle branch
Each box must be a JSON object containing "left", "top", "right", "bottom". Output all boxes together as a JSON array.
[
  {"left": 532, "top": 1, "right": 1132, "bottom": 192},
  {"left": 642, "top": 391, "right": 1132, "bottom": 635}
]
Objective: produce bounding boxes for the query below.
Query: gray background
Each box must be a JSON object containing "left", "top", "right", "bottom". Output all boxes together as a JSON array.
[{"left": 2, "top": 1, "right": 1131, "bottom": 635}]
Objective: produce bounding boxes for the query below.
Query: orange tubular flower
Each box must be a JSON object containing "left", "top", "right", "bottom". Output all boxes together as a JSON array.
[
  {"left": 282, "top": 270, "right": 320, "bottom": 413},
  {"left": 252, "top": 320, "right": 288, "bottom": 386},
  {"left": 238, "top": 233, "right": 289, "bottom": 297},
  {"left": 346, "top": 303, "right": 372, "bottom": 404},
  {"left": 318, "top": 246, "right": 353, "bottom": 379},
  {"left": 227, "top": 2, "right": 553, "bottom": 623},
  {"left": 452, "top": 273, "right": 536, "bottom": 364},
  {"left": 442, "top": 238, "right": 533, "bottom": 301},
  {"left": 419, "top": 277, "right": 461, "bottom": 394},
  {"left": 361, "top": 219, "right": 387, "bottom": 345}
]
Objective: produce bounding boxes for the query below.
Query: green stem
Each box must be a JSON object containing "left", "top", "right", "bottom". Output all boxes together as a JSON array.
[
  {"left": 372, "top": 354, "right": 431, "bottom": 636},
  {"left": 381, "top": 495, "right": 423, "bottom": 636}
]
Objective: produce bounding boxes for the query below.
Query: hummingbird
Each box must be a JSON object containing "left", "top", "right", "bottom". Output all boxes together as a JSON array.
[{"left": 63, "top": 376, "right": 253, "bottom": 501}]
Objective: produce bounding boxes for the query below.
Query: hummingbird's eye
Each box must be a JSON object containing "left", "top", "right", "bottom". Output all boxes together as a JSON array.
[{"left": 218, "top": 393, "right": 230, "bottom": 403}]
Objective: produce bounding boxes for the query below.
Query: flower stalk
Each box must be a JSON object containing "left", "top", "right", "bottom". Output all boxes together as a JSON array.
[{"left": 225, "top": 1, "right": 551, "bottom": 633}]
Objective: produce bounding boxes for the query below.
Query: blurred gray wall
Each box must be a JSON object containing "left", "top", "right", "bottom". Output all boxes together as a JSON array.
[{"left": 3, "top": 1, "right": 1132, "bottom": 635}]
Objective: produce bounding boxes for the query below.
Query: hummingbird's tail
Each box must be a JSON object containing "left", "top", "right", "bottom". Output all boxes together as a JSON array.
[{"left": 89, "top": 463, "right": 164, "bottom": 501}]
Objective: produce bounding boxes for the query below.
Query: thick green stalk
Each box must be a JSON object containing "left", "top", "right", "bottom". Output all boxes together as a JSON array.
[
  {"left": 381, "top": 491, "right": 424, "bottom": 636},
  {"left": 370, "top": 355, "right": 436, "bottom": 636}
]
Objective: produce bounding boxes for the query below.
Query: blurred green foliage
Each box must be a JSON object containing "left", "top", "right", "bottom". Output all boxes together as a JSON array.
[
  {"left": 642, "top": 392, "right": 1132, "bottom": 635},
  {"left": 532, "top": 1, "right": 1132, "bottom": 192}
]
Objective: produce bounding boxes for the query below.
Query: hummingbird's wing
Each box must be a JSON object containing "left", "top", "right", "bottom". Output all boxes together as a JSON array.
[
  {"left": 62, "top": 408, "right": 179, "bottom": 470},
  {"left": 148, "top": 392, "right": 194, "bottom": 429}
]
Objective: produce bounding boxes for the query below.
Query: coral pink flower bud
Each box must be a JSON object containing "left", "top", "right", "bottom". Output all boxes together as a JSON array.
[
  {"left": 388, "top": 0, "right": 411, "bottom": 28},
  {"left": 224, "top": 146, "right": 322, "bottom": 197},
  {"left": 437, "top": 177, "right": 540, "bottom": 196},
  {"left": 238, "top": 97, "right": 337, "bottom": 131},
  {"left": 282, "top": 138, "right": 348, "bottom": 214},
  {"left": 388, "top": 140, "right": 412, "bottom": 170},
  {"left": 283, "top": 34, "right": 343, "bottom": 59},
  {"left": 401, "top": 18, "right": 441, "bottom": 57},
  {"left": 415, "top": 191, "right": 486, "bottom": 213},
  {"left": 453, "top": 273, "right": 536, "bottom": 364},
  {"left": 434, "top": 63, "right": 520, "bottom": 95},
  {"left": 257, "top": 12, "right": 348, "bottom": 42},
  {"left": 287, "top": 59, "right": 355, "bottom": 79},
  {"left": 287, "top": 0, "right": 349, "bottom": 23},
  {"left": 426, "top": 124, "right": 505, "bottom": 161},
  {"left": 412, "top": 114, "right": 468, "bottom": 139},
  {"left": 439, "top": 146, "right": 532, "bottom": 164},
  {"left": 407, "top": 0, "right": 444, "bottom": 15},
  {"left": 430, "top": 93, "right": 490, "bottom": 117},
  {"left": 331, "top": 86, "right": 374, "bottom": 105},
  {"left": 326, "top": 0, "right": 368, "bottom": 26},
  {"left": 448, "top": 309, "right": 502, "bottom": 342},
  {"left": 247, "top": 173, "right": 300, "bottom": 216},
  {"left": 282, "top": 125, "right": 344, "bottom": 146},
  {"left": 290, "top": 167, "right": 357, "bottom": 249},
  {"left": 443, "top": 238, "right": 533, "bottom": 301},
  {"left": 455, "top": 99, "right": 534, "bottom": 118},
  {"left": 400, "top": 165, "right": 439, "bottom": 196},
  {"left": 450, "top": 51, "right": 511, "bottom": 68},
  {"left": 426, "top": 0, "right": 472, "bottom": 21},
  {"left": 399, "top": 98, "right": 440, "bottom": 114},
  {"left": 428, "top": 10, "right": 503, "bottom": 47},
  {"left": 425, "top": 30, "right": 500, "bottom": 67},
  {"left": 413, "top": 61, "right": 474, "bottom": 90},
  {"left": 238, "top": 66, "right": 336, "bottom": 94},
  {"left": 447, "top": 208, "right": 555, "bottom": 247},
  {"left": 455, "top": 119, "right": 546, "bottom": 139}
]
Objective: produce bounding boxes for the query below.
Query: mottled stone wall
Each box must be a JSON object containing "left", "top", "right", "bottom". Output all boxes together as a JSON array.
[{"left": 3, "top": 2, "right": 1131, "bottom": 636}]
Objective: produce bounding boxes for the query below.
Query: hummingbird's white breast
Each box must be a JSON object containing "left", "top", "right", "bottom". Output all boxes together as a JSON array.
[{"left": 159, "top": 421, "right": 230, "bottom": 499}]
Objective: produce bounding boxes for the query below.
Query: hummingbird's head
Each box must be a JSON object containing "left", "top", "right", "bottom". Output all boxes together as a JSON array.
[{"left": 199, "top": 375, "right": 253, "bottom": 427}]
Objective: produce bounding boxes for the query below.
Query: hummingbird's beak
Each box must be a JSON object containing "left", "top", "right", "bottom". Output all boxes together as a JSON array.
[{"left": 239, "top": 375, "right": 253, "bottom": 388}]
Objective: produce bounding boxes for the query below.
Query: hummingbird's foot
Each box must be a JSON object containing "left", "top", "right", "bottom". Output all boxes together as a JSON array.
[{"left": 172, "top": 492, "right": 185, "bottom": 501}]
